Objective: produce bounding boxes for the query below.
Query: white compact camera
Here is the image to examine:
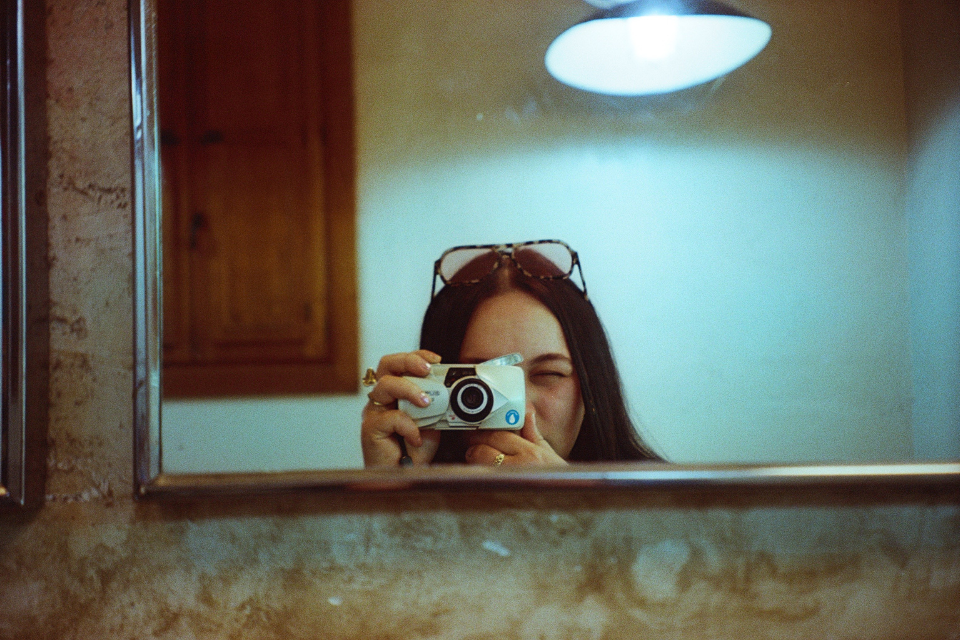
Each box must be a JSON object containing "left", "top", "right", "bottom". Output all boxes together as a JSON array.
[{"left": 399, "top": 360, "right": 525, "bottom": 430}]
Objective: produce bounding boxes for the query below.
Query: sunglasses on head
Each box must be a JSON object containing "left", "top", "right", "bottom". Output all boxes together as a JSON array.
[{"left": 431, "top": 239, "right": 588, "bottom": 299}]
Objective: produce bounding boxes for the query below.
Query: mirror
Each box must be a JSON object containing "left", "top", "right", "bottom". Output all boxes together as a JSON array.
[
  {"left": 1, "top": 0, "right": 47, "bottom": 509},
  {"left": 133, "top": 0, "right": 960, "bottom": 493}
]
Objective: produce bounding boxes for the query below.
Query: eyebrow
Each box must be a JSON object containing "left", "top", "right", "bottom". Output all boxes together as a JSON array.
[
  {"left": 527, "top": 353, "right": 574, "bottom": 368},
  {"left": 528, "top": 353, "right": 572, "bottom": 365}
]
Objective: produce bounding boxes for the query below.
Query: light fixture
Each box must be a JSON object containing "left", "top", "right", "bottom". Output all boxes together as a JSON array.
[{"left": 545, "top": 0, "right": 772, "bottom": 96}]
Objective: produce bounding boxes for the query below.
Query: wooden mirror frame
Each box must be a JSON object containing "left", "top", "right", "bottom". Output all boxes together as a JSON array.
[
  {"left": 1, "top": 0, "right": 47, "bottom": 510},
  {"left": 130, "top": 0, "right": 960, "bottom": 498}
]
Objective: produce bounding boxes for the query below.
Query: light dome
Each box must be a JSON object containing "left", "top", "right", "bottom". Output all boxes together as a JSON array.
[{"left": 545, "top": 0, "right": 772, "bottom": 95}]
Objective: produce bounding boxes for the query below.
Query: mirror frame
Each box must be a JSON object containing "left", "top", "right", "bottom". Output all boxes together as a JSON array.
[
  {"left": 1, "top": 0, "right": 46, "bottom": 510},
  {"left": 130, "top": 0, "right": 960, "bottom": 498}
]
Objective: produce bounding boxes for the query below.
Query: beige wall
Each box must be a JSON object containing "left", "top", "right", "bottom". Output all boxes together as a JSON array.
[{"left": 0, "top": 1, "right": 958, "bottom": 638}]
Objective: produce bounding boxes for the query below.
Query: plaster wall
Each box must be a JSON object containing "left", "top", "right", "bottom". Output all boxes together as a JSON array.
[{"left": 0, "top": 1, "right": 958, "bottom": 639}]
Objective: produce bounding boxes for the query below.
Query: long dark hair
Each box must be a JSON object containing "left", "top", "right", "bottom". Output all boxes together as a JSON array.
[{"left": 420, "top": 264, "right": 659, "bottom": 462}]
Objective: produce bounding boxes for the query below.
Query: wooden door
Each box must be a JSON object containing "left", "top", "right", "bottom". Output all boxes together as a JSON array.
[{"left": 158, "top": 0, "right": 357, "bottom": 397}]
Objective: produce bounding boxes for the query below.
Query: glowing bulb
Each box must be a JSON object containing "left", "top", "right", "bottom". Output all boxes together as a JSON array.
[
  {"left": 544, "top": 2, "right": 773, "bottom": 96},
  {"left": 626, "top": 15, "right": 679, "bottom": 61}
]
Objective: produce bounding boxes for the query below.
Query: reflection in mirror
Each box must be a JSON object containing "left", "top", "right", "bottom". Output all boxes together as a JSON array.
[{"left": 135, "top": 0, "right": 960, "bottom": 485}]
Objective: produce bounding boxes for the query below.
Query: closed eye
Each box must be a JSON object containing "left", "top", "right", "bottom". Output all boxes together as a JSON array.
[
  {"left": 530, "top": 368, "right": 572, "bottom": 382},
  {"left": 527, "top": 354, "right": 575, "bottom": 381}
]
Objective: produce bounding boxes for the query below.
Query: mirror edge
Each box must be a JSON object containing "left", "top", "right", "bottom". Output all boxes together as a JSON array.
[
  {"left": 1, "top": 0, "right": 48, "bottom": 510},
  {"left": 138, "top": 462, "right": 960, "bottom": 498},
  {"left": 127, "top": 0, "right": 960, "bottom": 498},
  {"left": 130, "top": 0, "right": 162, "bottom": 496}
]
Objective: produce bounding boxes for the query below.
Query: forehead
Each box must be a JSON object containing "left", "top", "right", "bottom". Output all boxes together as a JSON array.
[{"left": 459, "top": 290, "right": 570, "bottom": 363}]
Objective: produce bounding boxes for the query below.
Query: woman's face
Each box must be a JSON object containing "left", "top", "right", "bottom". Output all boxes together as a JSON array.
[{"left": 459, "top": 289, "right": 585, "bottom": 458}]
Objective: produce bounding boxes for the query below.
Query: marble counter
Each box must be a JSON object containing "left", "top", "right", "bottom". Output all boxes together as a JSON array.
[{"left": 2, "top": 487, "right": 959, "bottom": 638}]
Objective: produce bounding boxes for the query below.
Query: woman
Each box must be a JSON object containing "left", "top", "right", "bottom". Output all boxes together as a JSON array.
[{"left": 361, "top": 240, "right": 659, "bottom": 467}]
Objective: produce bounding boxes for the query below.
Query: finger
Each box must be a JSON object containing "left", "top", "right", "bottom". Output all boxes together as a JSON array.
[
  {"left": 376, "top": 350, "right": 441, "bottom": 379},
  {"left": 520, "top": 412, "right": 545, "bottom": 445},
  {"left": 414, "top": 349, "right": 443, "bottom": 364},
  {"left": 516, "top": 412, "right": 567, "bottom": 467},
  {"left": 361, "top": 410, "right": 426, "bottom": 467},
  {"left": 466, "top": 429, "right": 525, "bottom": 455},
  {"left": 464, "top": 442, "right": 505, "bottom": 466},
  {"left": 361, "top": 408, "right": 424, "bottom": 448},
  {"left": 407, "top": 429, "right": 442, "bottom": 465}
]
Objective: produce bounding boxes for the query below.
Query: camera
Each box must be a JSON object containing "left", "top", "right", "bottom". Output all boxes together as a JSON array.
[{"left": 399, "top": 362, "right": 525, "bottom": 430}]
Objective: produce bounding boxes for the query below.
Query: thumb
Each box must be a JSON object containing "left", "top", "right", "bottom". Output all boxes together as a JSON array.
[
  {"left": 520, "top": 412, "right": 545, "bottom": 445},
  {"left": 407, "top": 429, "right": 442, "bottom": 465}
]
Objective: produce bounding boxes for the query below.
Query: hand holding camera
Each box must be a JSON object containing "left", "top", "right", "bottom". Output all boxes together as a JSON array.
[{"left": 361, "top": 350, "right": 445, "bottom": 467}]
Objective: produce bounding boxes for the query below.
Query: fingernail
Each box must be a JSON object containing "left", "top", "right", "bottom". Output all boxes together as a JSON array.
[{"left": 418, "top": 392, "right": 431, "bottom": 406}]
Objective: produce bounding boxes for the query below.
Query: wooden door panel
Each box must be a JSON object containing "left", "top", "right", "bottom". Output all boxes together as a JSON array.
[
  {"left": 187, "top": 0, "right": 323, "bottom": 363},
  {"left": 160, "top": 0, "right": 356, "bottom": 396},
  {"left": 196, "top": 145, "right": 322, "bottom": 353},
  {"left": 190, "top": 0, "right": 309, "bottom": 141},
  {"left": 158, "top": 0, "right": 191, "bottom": 363}
]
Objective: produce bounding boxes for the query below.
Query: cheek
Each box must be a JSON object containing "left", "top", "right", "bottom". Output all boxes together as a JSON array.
[
  {"left": 530, "top": 379, "right": 583, "bottom": 428},
  {"left": 567, "top": 382, "right": 586, "bottom": 429}
]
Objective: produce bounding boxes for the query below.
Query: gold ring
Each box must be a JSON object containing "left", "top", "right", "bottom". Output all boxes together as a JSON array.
[
  {"left": 367, "top": 391, "right": 387, "bottom": 407},
  {"left": 362, "top": 368, "right": 378, "bottom": 386},
  {"left": 494, "top": 453, "right": 505, "bottom": 467}
]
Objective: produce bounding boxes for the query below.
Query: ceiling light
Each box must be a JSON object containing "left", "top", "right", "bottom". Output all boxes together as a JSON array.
[{"left": 545, "top": 0, "right": 772, "bottom": 95}]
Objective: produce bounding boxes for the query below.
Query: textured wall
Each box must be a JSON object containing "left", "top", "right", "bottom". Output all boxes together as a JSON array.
[
  {"left": 0, "top": 1, "right": 958, "bottom": 638},
  {"left": 2, "top": 490, "right": 960, "bottom": 638}
]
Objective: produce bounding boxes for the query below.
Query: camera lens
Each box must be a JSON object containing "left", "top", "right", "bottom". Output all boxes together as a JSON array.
[
  {"left": 450, "top": 379, "right": 493, "bottom": 423},
  {"left": 459, "top": 385, "right": 485, "bottom": 410}
]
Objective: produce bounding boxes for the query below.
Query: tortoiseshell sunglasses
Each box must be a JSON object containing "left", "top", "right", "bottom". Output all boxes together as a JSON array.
[{"left": 431, "top": 239, "right": 588, "bottom": 299}]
